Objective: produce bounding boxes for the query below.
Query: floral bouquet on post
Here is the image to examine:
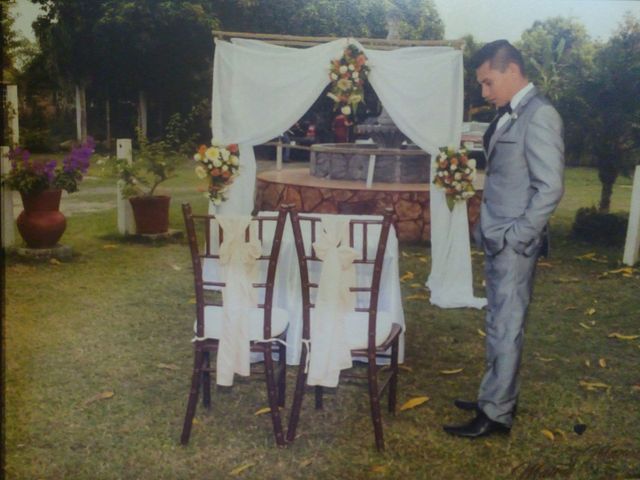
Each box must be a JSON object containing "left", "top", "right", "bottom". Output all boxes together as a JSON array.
[
  {"left": 327, "top": 44, "right": 370, "bottom": 118},
  {"left": 433, "top": 146, "right": 477, "bottom": 211},
  {"left": 193, "top": 142, "right": 239, "bottom": 205}
]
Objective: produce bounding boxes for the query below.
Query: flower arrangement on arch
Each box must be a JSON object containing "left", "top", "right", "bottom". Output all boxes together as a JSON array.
[
  {"left": 327, "top": 44, "right": 370, "bottom": 118},
  {"left": 432, "top": 146, "right": 477, "bottom": 211},
  {"left": 2, "top": 137, "right": 95, "bottom": 196},
  {"left": 193, "top": 142, "right": 240, "bottom": 205}
]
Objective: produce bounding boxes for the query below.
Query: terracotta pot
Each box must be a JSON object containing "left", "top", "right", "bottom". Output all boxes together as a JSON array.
[
  {"left": 129, "top": 195, "right": 171, "bottom": 234},
  {"left": 16, "top": 189, "right": 67, "bottom": 248}
]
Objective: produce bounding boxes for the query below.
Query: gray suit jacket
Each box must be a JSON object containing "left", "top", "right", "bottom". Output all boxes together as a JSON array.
[{"left": 476, "top": 87, "right": 565, "bottom": 257}]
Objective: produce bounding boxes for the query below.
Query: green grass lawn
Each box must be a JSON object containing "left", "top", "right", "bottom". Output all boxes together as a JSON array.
[{"left": 3, "top": 161, "right": 639, "bottom": 479}]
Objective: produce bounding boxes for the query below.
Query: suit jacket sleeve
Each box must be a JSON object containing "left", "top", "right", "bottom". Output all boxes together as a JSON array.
[{"left": 504, "top": 104, "right": 564, "bottom": 251}]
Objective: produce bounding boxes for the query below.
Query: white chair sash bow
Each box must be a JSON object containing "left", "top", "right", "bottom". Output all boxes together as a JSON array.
[
  {"left": 306, "top": 217, "right": 358, "bottom": 387},
  {"left": 216, "top": 215, "right": 262, "bottom": 386}
]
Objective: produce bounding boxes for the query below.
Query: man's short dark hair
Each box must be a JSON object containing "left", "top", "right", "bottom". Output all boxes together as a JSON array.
[{"left": 471, "top": 39, "right": 526, "bottom": 75}]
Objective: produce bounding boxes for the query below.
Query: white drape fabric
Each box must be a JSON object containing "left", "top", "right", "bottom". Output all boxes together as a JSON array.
[
  {"left": 210, "top": 38, "right": 485, "bottom": 309},
  {"left": 215, "top": 215, "right": 262, "bottom": 386},
  {"left": 306, "top": 217, "right": 358, "bottom": 387}
]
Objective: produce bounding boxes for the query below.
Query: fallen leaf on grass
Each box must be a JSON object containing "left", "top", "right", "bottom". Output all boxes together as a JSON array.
[
  {"left": 417, "top": 256, "right": 428, "bottom": 263},
  {"left": 157, "top": 363, "right": 179, "bottom": 371},
  {"left": 579, "top": 380, "right": 610, "bottom": 391},
  {"left": 83, "top": 391, "right": 114, "bottom": 406},
  {"left": 401, "top": 251, "right": 410, "bottom": 257},
  {"left": 371, "top": 465, "right": 388, "bottom": 474},
  {"left": 607, "top": 332, "right": 639, "bottom": 340},
  {"left": 102, "top": 244, "right": 118, "bottom": 249},
  {"left": 541, "top": 429, "right": 555, "bottom": 441},
  {"left": 537, "top": 262, "right": 553, "bottom": 268},
  {"left": 299, "top": 459, "right": 313, "bottom": 467},
  {"left": 536, "top": 356, "right": 554, "bottom": 362},
  {"left": 170, "top": 264, "right": 182, "bottom": 271},
  {"left": 564, "top": 306, "right": 577, "bottom": 311},
  {"left": 584, "top": 360, "right": 591, "bottom": 367},
  {"left": 398, "top": 364, "right": 413, "bottom": 372},
  {"left": 554, "top": 429, "right": 568, "bottom": 440},
  {"left": 49, "top": 258, "right": 61, "bottom": 265},
  {"left": 584, "top": 308, "right": 596, "bottom": 316},
  {"left": 477, "top": 328, "right": 486, "bottom": 337},
  {"left": 230, "top": 462, "right": 255, "bottom": 476},
  {"left": 409, "top": 283, "right": 424, "bottom": 289},
  {"left": 554, "top": 277, "right": 580, "bottom": 284},
  {"left": 607, "top": 267, "right": 634, "bottom": 275},
  {"left": 439, "top": 368, "right": 463, "bottom": 375},
  {"left": 598, "top": 358, "right": 607, "bottom": 368},
  {"left": 400, "top": 271, "right": 415, "bottom": 282},
  {"left": 576, "top": 252, "right": 596, "bottom": 260},
  {"left": 405, "top": 294, "right": 428, "bottom": 301},
  {"left": 579, "top": 322, "right": 592, "bottom": 330},
  {"left": 399, "top": 396, "right": 430, "bottom": 411},
  {"left": 254, "top": 407, "right": 271, "bottom": 416}
]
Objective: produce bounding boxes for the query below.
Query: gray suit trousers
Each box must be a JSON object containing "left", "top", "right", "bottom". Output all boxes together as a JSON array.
[{"left": 478, "top": 244, "right": 538, "bottom": 427}]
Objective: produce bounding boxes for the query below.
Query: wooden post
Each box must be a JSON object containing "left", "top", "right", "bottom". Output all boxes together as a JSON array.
[
  {"left": 623, "top": 165, "right": 640, "bottom": 266},
  {"left": 1, "top": 147, "right": 15, "bottom": 248},
  {"left": 366, "top": 154, "right": 377, "bottom": 188},
  {"left": 6, "top": 85, "right": 19, "bottom": 145},
  {"left": 116, "top": 139, "right": 135, "bottom": 235},
  {"left": 276, "top": 137, "right": 283, "bottom": 171}
]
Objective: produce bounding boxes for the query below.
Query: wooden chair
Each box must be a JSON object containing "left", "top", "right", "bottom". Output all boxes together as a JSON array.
[
  {"left": 180, "top": 203, "right": 289, "bottom": 446},
  {"left": 286, "top": 208, "right": 402, "bottom": 451}
]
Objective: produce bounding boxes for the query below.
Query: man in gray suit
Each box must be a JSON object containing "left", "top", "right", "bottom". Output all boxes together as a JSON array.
[{"left": 444, "top": 40, "right": 565, "bottom": 438}]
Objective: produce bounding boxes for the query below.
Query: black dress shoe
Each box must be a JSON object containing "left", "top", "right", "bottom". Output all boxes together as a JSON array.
[
  {"left": 454, "top": 399, "right": 479, "bottom": 411},
  {"left": 443, "top": 411, "right": 511, "bottom": 438}
]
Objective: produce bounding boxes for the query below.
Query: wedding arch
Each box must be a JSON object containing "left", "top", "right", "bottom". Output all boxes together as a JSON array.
[{"left": 209, "top": 31, "right": 485, "bottom": 309}]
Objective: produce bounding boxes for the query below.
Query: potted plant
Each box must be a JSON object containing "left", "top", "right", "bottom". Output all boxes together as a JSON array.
[
  {"left": 2, "top": 138, "right": 94, "bottom": 248},
  {"left": 110, "top": 132, "right": 180, "bottom": 235}
]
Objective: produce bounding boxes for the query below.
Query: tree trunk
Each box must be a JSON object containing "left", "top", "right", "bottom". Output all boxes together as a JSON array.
[
  {"left": 105, "top": 98, "right": 111, "bottom": 146},
  {"left": 75, "top": 84, "right": 87, "bottom": 141},
  {"left": 597, "top": 151, "right": 619, "bottom": 213},
  {"left": 138, "top": 91, "right": 148, "bottom": 138}
]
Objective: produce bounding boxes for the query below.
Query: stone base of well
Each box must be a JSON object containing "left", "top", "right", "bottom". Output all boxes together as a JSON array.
[
  {"left": 15, "top": 244, "right": 73, "bottom": 261},
  {"left": 256, "top": 168, "right": 483, "bottom": 243}
]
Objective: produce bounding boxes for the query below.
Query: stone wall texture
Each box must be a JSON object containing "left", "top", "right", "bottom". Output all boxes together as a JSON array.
[{"left": 256, "top": 178, "right": 482, "bottom": 243}]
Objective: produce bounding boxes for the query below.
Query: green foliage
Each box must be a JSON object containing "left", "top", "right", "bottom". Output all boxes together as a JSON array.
[{"left": 571, "top": 206, "right": 629, "bottom": 246}]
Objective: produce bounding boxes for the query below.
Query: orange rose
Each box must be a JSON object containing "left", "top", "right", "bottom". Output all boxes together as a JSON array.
[
  {"left": 356, "top": 55, "right": 366, "bottom": 66},
  {"left": 198, "top": 144, "right": 207, "bottom": 156},
  {"left": 222, "top": 170, "right": 231, "bottom": 179},
  {"left": 211, "top": 168, "right": 220, "bottom": 177},
  {"left": 227, "top": 144, "right": 239, "bottom": 154}
]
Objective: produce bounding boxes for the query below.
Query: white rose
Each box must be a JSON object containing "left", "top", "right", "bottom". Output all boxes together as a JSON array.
[
  {"left": 213, "top": 157, "right": 222, "bottom": 167},
  {"left": 339, "top": 65, "right": 348, "bottom": 74},
  {"left": 230, "top": 155, "right": 239, "bottom": 166},
  {"left": 352, "top": 71, "right": 359, "bottom": 79},
  {"left": 348, "top": 64, "right": 355, "bottom": 71},
  {"left": 454, "top": 172, "right": 462, "bottom": 180},
  {"left": 330, "top": 73, "right": 338, "bottom": 81},
  {"left": 205, "top": 147, "right": 219, "bottom": 161},
  {"left": 193, "top": 153, "right": 202, "bottom": 162},
  {"left": 341, "top": 105, "right": 351, "bottom": 115},
  {"left": 468, "top": 159, "right": 476, "bottom": 169},
  {"left": 195, "top": 165, "right": 207, "bottom": 179},
  {"left": 326, "top": 92, "right": 339, "bottom": 102},
  {"left": 220, "top": 148, "right": 230, "bottom": 162},
  {"left": 450, "top": 164, "right": 457, "bottom": 171},
  {"left": 221, "top": 164, "right": 229, "bottom": 172}
]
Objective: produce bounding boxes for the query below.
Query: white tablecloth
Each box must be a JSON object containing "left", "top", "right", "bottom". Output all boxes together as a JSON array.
[{"left": 203, "top": 212, "right": 405, "bottom": 365}]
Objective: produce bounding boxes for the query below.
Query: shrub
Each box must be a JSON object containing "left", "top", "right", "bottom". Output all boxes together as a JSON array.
[{"left": 571, "top": 206, "right": 628, "bottom": 246}]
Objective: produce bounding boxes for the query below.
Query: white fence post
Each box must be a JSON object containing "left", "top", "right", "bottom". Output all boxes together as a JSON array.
[
  {"left": 116, "top": 139, "right": 135, "bottom": 235},
  {"left": 623, "top": 165, "right": 640, "bottom": 266},
  {"left": 1, "top": 147, "right": 15, "bottom": 248}
]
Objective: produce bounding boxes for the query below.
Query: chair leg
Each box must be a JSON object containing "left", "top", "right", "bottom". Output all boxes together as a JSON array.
[
  {"left": 202, "top": 351, "right": 211, "bottom": 409},
  {"left": 264, "top": 347, "right": 286, "bottom": 446},
  {"left": 181, "top": 349, "right": 205, "bottom": 445},
  {"left": 277, "top": 342, "right": 287, "bottom": 408},
  {"left": 315, "top": 386, "right": 324, "bottom": 409},
  {"left": 367, "top": 359, "right": 385, "bottom": 451},
  {"left": 388, "top": 339, "right": 399, "bottom": 414},
  {"left": 286, "top": 344, "right": 308, "bottom": 443}
]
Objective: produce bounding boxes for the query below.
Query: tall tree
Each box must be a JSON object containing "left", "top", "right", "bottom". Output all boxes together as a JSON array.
[{"left": 581, "top": 14, "right": 640, "bottom": 212}]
